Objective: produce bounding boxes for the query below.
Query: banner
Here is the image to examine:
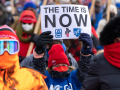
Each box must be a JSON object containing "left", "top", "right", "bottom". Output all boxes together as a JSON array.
[{"left": 41, "top": 5, "right": 91, "bottom": 39}]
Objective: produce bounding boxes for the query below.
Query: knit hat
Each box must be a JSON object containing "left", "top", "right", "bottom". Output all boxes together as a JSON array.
[
  {"left": 0, "top": 25, "right": 18, "bottom": 40},
  {"left": 19, "top": 10, "right": 37, "bottom": 23},
  {"left": 48, "top": 44, "right": 69, "bottom": 68},
  {"left": 100, "top": 16, "right": 120, "bottom": 46},
  {"left": 23, "top": 1, "right": 36, "bottom": 10},
  {"left": 109, "top": 4, "right": 117, "bottom": 15}
]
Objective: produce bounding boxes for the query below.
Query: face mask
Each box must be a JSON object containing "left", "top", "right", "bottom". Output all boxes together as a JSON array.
[
  {"left": 22, "top": 23, "right": 34, "bottom": 31},
  {"left": 17, "top": 7, "right": 23, "bottom": 13},
  {"left": 95, "top": 5, "right": 101, "bottom": 14},
  {"left": 110, "top": 13, "right": 115, "bottom": 19},
  {"left": 6, "top": 6, "right": 12, "bottom": 13},
  {"left": 53, "top": 66, "right": 68, "bottom": 72},
  {"left": 0, "top": 52, "right": 18, "bottom": 69}
]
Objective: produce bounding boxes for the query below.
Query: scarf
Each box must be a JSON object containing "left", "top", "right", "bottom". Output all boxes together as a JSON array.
[
  {"left": 50, "top": 70, "right": 70, "bottom": 79},
  {"left": 16, "top": 23, "right": 40, "bottom": 43},
  {"left": 104, "top": 42, "right": 120, "bottom": 68}
]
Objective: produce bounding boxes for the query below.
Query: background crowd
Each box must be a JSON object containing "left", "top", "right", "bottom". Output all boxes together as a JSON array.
[{"left": 0, "top": 0, "right": 120, "bottom": 90}]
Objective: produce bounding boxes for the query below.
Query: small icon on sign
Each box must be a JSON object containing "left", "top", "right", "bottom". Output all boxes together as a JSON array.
[
  {"left": 73, "top": 28, "right": 82, "bottom": 37},
  {"left": 65, "top": 28, "right": 71, "bottom": 37},
  {"left": 55, "top": 29, "right": 62, "bottom": 38}
]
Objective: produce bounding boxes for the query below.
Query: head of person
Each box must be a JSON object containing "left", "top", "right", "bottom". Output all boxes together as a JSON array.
[
  {"left": 16, "top": 1, "right": 24, "bottom": 13},
  {"left": 4, "top": 1, "right": 12, "bottom": 13},
  {"left": 109, "top": 4, "right": 117, "bottom": 19},
  {"left": 23, "top": 1, "right": 36, "bottom": 15},
  {"left": 0, "top": 25, "right": 19, "bottom": 69},
  {"left": 46, "top": 39, "right": 63, "bottom": 51},
  {"left": 95, "top": 0, "right": 102, "bottom": 14},
  {"left": 100, "top": 16, "right": 120, "bottom": 46},
  {"left": 48, "top": 44, "right": 69, "bottom": 72},
  {"left": 19, "top": 10, "right": 37, "bottom": 33}
]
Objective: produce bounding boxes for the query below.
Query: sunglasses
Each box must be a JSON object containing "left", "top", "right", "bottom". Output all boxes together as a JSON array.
[{"left": 0, "top": 39, "right": 19, "bottom": 55}]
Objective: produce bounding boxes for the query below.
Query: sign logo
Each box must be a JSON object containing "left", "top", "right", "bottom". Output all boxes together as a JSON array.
[
  {"left": 65, "top": 28, "right": 71, "bottom": 37},
  {"left": 73, "top": 28, "right": 82, "bottom": 37},
  {"left": 52, "top": 60, "right": 56, "bottom": 66},
  {"left": 55, "top": 29, "right": 62, "bottom": 38}
]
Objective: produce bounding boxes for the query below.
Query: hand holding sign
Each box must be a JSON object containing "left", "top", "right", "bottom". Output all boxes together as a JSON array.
[{"left": 41, "top": 5, "right": 91, "bottom": 39}]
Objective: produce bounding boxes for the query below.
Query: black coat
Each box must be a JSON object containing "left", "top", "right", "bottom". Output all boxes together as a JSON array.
[{"left": 81, "top": 52, "right": 120, "bottom": 90}]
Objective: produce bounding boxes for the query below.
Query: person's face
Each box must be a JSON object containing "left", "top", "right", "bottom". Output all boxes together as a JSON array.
[
  {"left": 52, "top": 64, "right": 68, "bottom": 70},
  {"left": 95, "top": 2, "right": 101, "bottom": 14},
  {"left": 26, "top": 7, "right": 36, "bottom": 14}
]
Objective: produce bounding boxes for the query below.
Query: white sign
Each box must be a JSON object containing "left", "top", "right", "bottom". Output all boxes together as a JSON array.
[{"left": 41, "top": 5, "right": 91, "bottom": 39}]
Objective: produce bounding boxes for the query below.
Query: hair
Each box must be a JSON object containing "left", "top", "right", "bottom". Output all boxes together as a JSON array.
[{"left": 100, "top": 16, "right": 120, "bottom": 46}]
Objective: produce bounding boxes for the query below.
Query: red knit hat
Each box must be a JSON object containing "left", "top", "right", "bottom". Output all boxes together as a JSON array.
[
  {"left": 19, "top": 10, "right": 37, "bottom": 24},
  {"left": 0, "top": 25, "right": 19, "bottom": 40},
  {"left": 48, "top": 44, "right": 69, "bottom": 68}
]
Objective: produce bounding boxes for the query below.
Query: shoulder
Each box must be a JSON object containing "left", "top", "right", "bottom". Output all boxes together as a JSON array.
[{"left": 20, "top": 54, "right": 33, "bottom": 67}]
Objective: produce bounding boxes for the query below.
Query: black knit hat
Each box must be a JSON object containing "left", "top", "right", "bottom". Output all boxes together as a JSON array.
[{"left": 100, "top": 16, "right": 120, "bottom": 46}]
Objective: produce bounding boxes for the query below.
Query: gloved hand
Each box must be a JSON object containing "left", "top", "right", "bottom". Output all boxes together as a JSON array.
[
  {"left": 79, "top": 33, "right": 93, "bottom": 55},
  {"left": 30, "top": 33, "right": 39, "bottom": 43},
  {"left": 35, "top": 31, "right": 53, "bottom": 54}
]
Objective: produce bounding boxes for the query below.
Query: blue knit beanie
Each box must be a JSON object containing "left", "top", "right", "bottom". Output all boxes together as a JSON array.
[{"left": 23, "top": 1, "right": 36, "bottom": 10}]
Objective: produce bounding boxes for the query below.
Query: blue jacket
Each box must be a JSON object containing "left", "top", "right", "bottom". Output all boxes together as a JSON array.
[
  {"left": 45, "top": 69, "right": 81, "bottom": 90},
  {"left": 91, "top": 12, "right": 103, "bottom": 30}
]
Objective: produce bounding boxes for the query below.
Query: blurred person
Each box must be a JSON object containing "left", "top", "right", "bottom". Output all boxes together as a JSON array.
[
  {"left": 16, "top": 1, "right": 24, "bottom": 14},
  {"left": 23, "top": 1, "right": 38, "bottom": 18},
  {"left": 4, "top": 1, "right": 14, "bottom": 26},
  {"left": 21, "top": 32, "right": 93, "bottom": 90},
  {"left": 81, "top": 15, "right": 120, "bottom": 90},
  {"left": 0, "top": 3, "right": 9, "bottom": 26},
  {"left": 0, "top": 25, "right": 48, "bottom": 90},
  {"left": 96, "top": 4, "right": 117, "bottom": 38},
  {"left": 21, "top": 31, "right": 78, "bottom": 70},
  {"left": 91, "top": 0, "right": 103, "bottom": 30},
  {"left": 16, "top": 10, "right": 40, "bottom": 61}
]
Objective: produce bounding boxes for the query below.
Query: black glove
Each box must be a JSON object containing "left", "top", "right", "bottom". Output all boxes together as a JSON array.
[
  {"left": 79, "top": 33, "right": 93, "bottom": 55},
  {"left": 30, "top": 33, "right": 39, "bottom": 43},
  {"left": 35, "top": 31, "right": 53, "bottom": 54}
]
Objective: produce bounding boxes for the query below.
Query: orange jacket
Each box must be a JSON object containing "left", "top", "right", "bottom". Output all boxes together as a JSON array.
[{"left": 0, "top": 61, "right": 48, "bottom": 90}]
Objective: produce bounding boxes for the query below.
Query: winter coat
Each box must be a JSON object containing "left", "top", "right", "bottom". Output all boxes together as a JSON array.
[
  {"left": 45, "top": 69, "right": 81, "bottom": 90},
  {"left": 21, "top": 52, "right": 92, "bottom": 90},
  {"left": 0, "top": 61, "right": 48, "bottom": 90},
  {"left": 91, "top": 12, "right": 103, "bottom": 30},
  {"left": 81, "top": 52, "right": 120, "bottom": 90}
]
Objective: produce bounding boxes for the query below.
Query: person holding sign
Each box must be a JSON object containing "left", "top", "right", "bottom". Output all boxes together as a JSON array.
[
  {"left": 0, "top": 25, "right": 48, "bottom": 90},
  {"left": 21, "top": 31, "right": 93, "bottom": 90}
]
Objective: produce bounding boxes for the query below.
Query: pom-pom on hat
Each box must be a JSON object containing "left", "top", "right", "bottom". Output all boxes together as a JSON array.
[
  {"left": 19, "top": 10, "right": 37, "bottom": 24},
  {"left": 48, "top": 44, "right": 69, "bottom": 68},
  {"left": 23, "top": 1, "right": 36, "bottom": 10}
]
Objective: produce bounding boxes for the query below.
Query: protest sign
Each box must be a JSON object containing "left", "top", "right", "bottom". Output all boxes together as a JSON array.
[{"left": 41, "top": 5, "right": 91, "bottom": 39}]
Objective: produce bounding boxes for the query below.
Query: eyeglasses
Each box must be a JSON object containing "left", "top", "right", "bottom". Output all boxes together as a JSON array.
[{"left": 0, "top": 39, "right": 19, "bottom": 55}]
